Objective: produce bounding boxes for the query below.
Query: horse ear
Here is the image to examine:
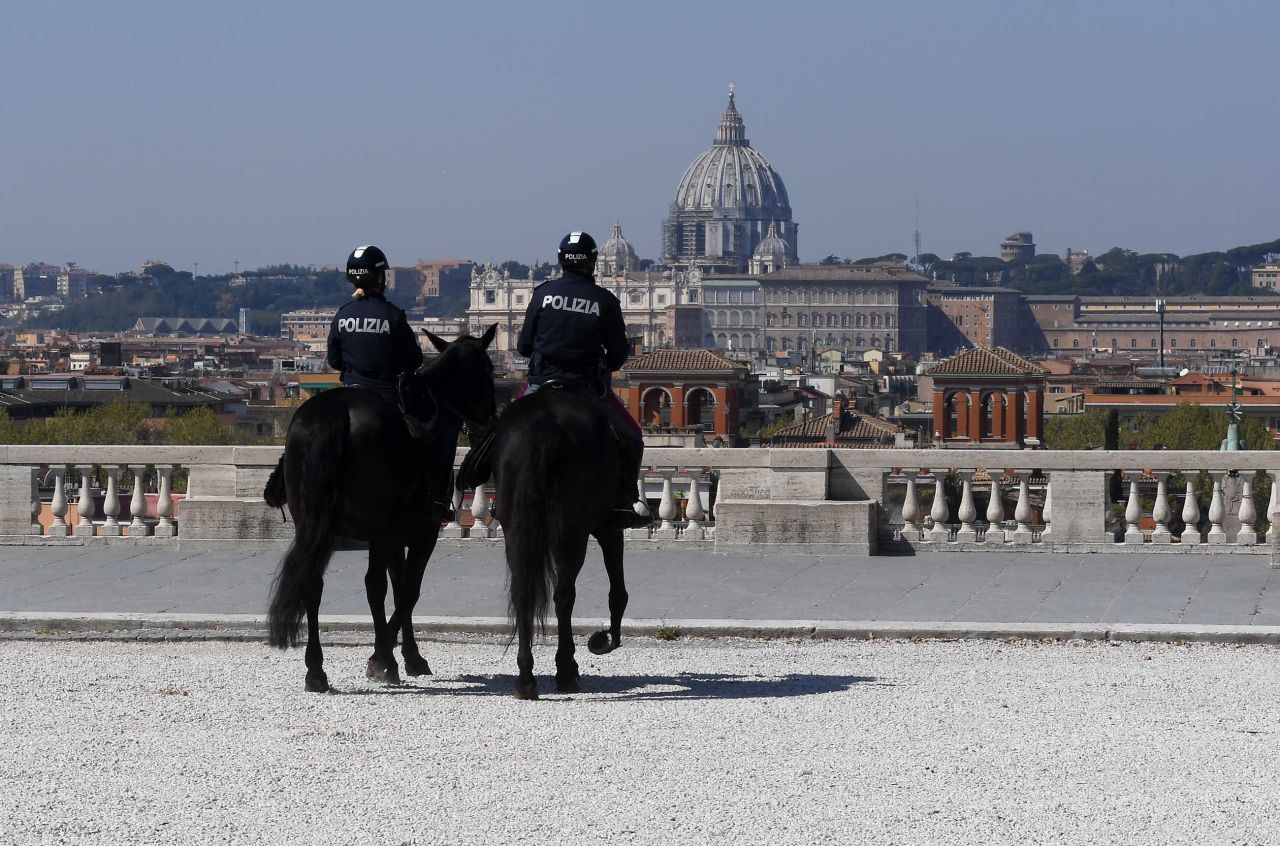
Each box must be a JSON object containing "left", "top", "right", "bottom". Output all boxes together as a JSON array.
[
  {"left": 422, "top": 330, "right": 450, "bottom": 353},
  {"left": 479, "top": 323, "right": 497, "bottom": 350}
]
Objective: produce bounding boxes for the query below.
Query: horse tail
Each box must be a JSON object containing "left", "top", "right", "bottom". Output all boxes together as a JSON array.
[
  {"left": 505, "top": 432, "right": 558, "bottom": 634},
  {"left": 267, "top": 413, "right": 348, "bottom": 649}
]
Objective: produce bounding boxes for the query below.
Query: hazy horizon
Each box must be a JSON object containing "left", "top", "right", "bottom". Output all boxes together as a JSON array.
[{"left": 2, "top": 1, "right": 1277, "bottom": 275}]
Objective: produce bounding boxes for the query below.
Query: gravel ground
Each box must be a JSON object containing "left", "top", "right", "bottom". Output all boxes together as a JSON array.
[{"left": 1, "top": 636, "right": 1277, "bottom": 846}]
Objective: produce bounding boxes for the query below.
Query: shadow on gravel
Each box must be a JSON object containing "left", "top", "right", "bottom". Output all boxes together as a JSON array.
[{"left": 333, "top": 672, "right": 877, "bottom": 700}]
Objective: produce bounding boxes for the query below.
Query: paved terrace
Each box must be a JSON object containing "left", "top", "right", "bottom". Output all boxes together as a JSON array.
[{"left": 3, "top": 543, "right": 1279, "bottom": 637}]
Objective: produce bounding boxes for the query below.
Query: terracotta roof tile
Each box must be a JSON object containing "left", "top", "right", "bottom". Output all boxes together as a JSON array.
[
  {"left": 769, "top": 411, "right": 901, "bottom": 444},
  {"left": 929, "top": 346, "right": 1047, "bottom": 377},
  {"left": 622, "top": 349, "right": 745, "bottom": 372}
]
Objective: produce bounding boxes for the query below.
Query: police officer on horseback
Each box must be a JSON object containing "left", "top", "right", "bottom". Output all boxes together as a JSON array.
[
  {"left": 327, "top": 245, "right": 423, "bottom": 405},
  {"left": 326, "top": 245, "right": 452, "bottom": 522},
  {"left": 515, "top": 231, "right": 650, "bottom": 529}
]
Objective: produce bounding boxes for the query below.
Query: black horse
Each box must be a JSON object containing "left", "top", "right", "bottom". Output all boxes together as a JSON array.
[
  {"left": 266, "top": 325, "right": 497, "bottom": 692},
  {"left": 487, "top": 385, "right": 634, "bottom": 700}
]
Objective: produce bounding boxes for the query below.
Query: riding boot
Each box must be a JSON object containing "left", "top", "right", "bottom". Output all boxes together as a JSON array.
[
  {"left": 456, "top": 424, "right": 498, "bottom": 493},
  {"left": 602, "top": 425, "right": 651, "bottom": 530}
]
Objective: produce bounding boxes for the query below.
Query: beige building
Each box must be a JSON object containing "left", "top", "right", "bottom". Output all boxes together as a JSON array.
[
  {"left": 1251, "top": 262, "right": 1280, "bottom": 291},
  {"left": 756, "top": 264, "right": 930, "bottom": 357}
]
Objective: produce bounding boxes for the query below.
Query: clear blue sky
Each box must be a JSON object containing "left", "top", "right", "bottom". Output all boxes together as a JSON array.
[{"left": 3, "top": 0, "right": 1277, "bottom": 274}]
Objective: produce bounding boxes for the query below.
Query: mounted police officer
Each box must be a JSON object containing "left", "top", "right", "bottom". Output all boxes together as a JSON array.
[
  {"left": 327, "top": 245, "right": 452, "bottom": 523},
  {"left": 327, "top": 245, "right": 423, "bottom": 405},
  {"left": 516, "top": 231, "right": 650, "bottom": 529}
]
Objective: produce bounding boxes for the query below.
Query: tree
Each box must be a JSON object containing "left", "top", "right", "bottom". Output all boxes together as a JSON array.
[
  {"left": 819, "top": 254, "right": 842, "bottom": 266},
  {"left": 160, "top": 406, "right": 242, "bottom": 445}
]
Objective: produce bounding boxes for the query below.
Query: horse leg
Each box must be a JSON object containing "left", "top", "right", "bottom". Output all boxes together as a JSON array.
[
  {"left": 553, "top": 534, "right": 588, "bottom": 693},
  {"left": 303, "top": 577, "right": 329, "bottom": 692},
  {"left": 514, "top": 599, "right": 537, "bottom": 700},
  {"left": 364, "top": 541, "right": 401, "bottom": 685},
  {"left": 397, "top": 536, "right": 438, "bottom": 677},
  {"left": 587, "top": 528, "right": 628, "bottom": 656}
]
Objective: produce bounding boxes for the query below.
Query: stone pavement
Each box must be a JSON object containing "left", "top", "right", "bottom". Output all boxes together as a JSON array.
[{"left": 1, "top": 542, "right": 1279, "bottom": 631}]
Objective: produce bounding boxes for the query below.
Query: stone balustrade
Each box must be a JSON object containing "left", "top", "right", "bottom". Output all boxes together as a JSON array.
[{"left": 2, "top": 445, "right": 1279, "bottom": 555}]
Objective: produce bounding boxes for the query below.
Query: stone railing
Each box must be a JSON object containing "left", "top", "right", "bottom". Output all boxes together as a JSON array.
[{"left": 3, "top": 445, "right": 1279, "bottom": 555}]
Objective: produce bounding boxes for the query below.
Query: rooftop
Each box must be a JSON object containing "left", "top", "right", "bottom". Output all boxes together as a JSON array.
[{"left": 929, "top": 346, "right": 1047, "bottom": 378}]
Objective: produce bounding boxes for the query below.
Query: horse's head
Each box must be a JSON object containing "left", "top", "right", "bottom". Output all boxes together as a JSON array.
[{"left": 403, "top": 324, "right": 498, "bottom": 430}]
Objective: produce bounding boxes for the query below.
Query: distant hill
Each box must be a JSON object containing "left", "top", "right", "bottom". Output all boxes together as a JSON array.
[{"left": 922, "top": 237, "right": 1280, "bottom": 297}]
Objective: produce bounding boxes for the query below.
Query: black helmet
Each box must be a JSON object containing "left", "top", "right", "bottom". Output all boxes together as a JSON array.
[
  {"left": 346, "top": 245, "right": 388, "bottom": 287},
  {"left": 557, "top": 231, "right": 597, "bottom": 274}
]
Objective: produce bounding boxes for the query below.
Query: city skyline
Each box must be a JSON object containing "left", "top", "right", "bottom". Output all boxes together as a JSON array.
[{"left": 2, "top": 1, "right": 1277, "bottom": 274}]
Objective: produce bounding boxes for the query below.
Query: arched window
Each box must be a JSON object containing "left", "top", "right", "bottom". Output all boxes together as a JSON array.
[
  {"left": 841, "top": 314, "right": 849, "bottom": 328},
  {"left": 1210, "top": 338, "right": 1217, "bottom": 348},
  {"left": 1170, "top": 338, "right": 1177, "bottom": 348},
  {"left": 716, "top": 332, "right": 728, "bottom": 347},
  {"left": 1130, "top": 338, "right": 1137, "bottom": 348},
  {"left": 797, "top": 313, "right": 807, "bottom": 327},
  {"left": 730, "top": 310, "right": 741, "bottom": 326},
  {"left": 871, "top": 313, "right": 881, "bottom": 328},
  {"left": 1232, "top": 338, "right": 1239, "bottom": 347},
  {"left": 885, "top": 314, "right": 893, "bottom": 328},
  {"left": 1072, "top": 338, "right": 1079, "bottom": 348}
]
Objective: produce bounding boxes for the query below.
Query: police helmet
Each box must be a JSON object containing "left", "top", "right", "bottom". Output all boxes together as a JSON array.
[
  {"left": 557, "top": 231, "right": 598, "bottom": 274},
  {"left": 346, "top": 245, "right": 389, "bottom": 288}
]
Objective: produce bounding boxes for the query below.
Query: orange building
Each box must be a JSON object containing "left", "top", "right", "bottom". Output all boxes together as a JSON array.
[
  {"left": 930, "top": 346, "right": 1047, "bottom": 449},
  {"left": 616, "top": 349, "right": 747, "bottom": 436}
]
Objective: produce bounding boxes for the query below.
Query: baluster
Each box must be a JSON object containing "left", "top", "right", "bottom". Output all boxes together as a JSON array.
[
  {"left": 1151, "top": 472, "right": 1172, "bottom": 544},
  {"left": 1180, "top": 471, "right": 1201, "bottom": 545},
  {"left": 48, "top": 465, "right": 70, "bottom": 537},
  {"left": 683, "top": 474, "right": 705, "bottom": 541},
  {"left": 652, "top": 469, "right": 678, "bottom": 539},
  {"left": 99, "top": 466, "right": 122, "bottom": 536},
  {"left": 984, "top": 472, "right": 1005, "bottom": 543},
  {"left": 75, "top": 465, "right": 96, "bottom": 537},
  {"left": 1207, "top": 472, "right": 1227, "bottom": 544},
  {"left": 154, "top": 465, "right": 177, "bottom": 537},
  {"left": 628, "top": 467, "right": 653, "bottom": 540},
  {"left": 1011, "top": 472, "right": 1033, "bottom": 544},
  {"left": 927, "top": 470, "right": 950, "bottom": 542},
  {"left": 469, "top": 481, "right": 491, "bottom": 539},
  {"left": 1238, "top": 471, "right": 1258, "bottom": 545},
  {"left": 1039, "top": 479, "right": 1052, "bottom": 540},
  {"left": 27, "top": 467, "right": 41, "bottom": 535},
  {"left": 955, "top": 471, "right": 977, "bottom": 542},
  {"left": 442, "top": 488, "right": 465, "bottom": 538},
  {"left": 1266, "top": 471, "right": 1280, "bottom": 544},
  {"left": 127, "top": 465, "right": 150, "bottom": 536},
  {"left": 900, "top": 472, "right": 922, "bottom": 541},
  {"left": 1122, "top": 471, "right": 1143, "bottom": 543},
  {"left": 489, "top": 489, "right": 503, "bottom": 540}
]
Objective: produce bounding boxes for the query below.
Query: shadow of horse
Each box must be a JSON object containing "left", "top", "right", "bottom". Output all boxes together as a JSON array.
[{"left": 329, "top": 672, "right": 880, "bottom": 701}]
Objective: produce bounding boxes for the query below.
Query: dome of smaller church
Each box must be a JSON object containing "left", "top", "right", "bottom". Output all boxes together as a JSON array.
[
  {"left": 750, "top": 220, "right": 790, "bottom": 274},
  {"left": 597, "top": 220, "right": 639, "bottom": 276}
]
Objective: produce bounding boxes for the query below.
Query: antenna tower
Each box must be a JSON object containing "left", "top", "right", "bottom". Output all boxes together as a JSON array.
[{"left": 912, "top": 198, "right": 922, "bottom": 268}]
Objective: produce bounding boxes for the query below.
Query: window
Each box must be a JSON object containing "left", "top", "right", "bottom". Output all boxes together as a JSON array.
[
  {"left": 689, "top": 290, "right": 698, "bottom": 303},
  {"left": 1111, "top": 338, "right": 1117, "bottom": 349},
  {"left": 1170, "top": 338, "right": 1177, "bottom": 348},
  {"left": 515, "top": 294, "right": 524, "bottom": 305},
  {"left": 629, "top": 293, "right": 643, "bottom": 304},
  {"left": 657, "top": 294, "right": 666, "bottom": 305},
  {"left": 1232, "top": 338, "right": 1239, "bottom": 347},
  {"left": 798, "top": 314, "right": 807, "bottom": 327},
  {"left": 484, "top": 290, "right": 496, "bottom": 304},
  {"left": 1053, "top": 339, "right": 1060, "bottom": 348},
  {"left": 1190, "top": 338, "right": 1196, "bottom": 348},
  {"left": 1072, "top": 339, "right": 1079, "bottom": 348},
  {"left": 1210, "top": 339, "right": 1216, "bottom": 348},
  {"left": 1130, "top": 338, "right": 1137, "bottom": 348},
  {"left": 1151, "top": 338, "right": 1158, "bottom": 348}
]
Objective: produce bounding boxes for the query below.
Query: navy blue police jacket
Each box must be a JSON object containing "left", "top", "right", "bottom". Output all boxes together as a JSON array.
[
  {"left": 516, "top": 269, "right": 629, "bottom": 385},
  {"left": 326, "top": 292, "right": 423, "bottom": 393}
]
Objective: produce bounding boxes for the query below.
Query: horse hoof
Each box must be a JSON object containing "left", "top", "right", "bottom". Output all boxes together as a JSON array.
[
  {"left": 555, "top": 674, "right": 581, "bottom": 694},
  {"left": 366, "top": 657, "right": 401, "bottom": 685},
  {"left": 587, "top": 630, "right": 615, "bottom": 655},
  {"left": 403, "top": 654, "right": 433, "bottom": 677},
  {"left": 304, "top": 672, "right": 329, "bottom": 693},
  {"left": 514, "top": 681, "right": 539, "bottom": 701}
]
